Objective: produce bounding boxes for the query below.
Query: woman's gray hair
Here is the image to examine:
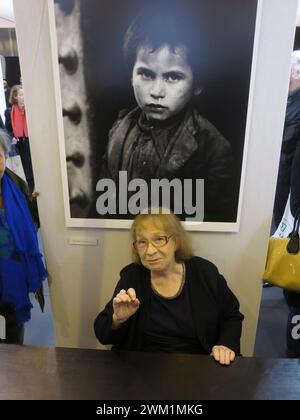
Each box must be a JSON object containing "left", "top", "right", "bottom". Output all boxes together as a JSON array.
[{"left": 0, "top": 129, "right": 11, "bottom": 156}]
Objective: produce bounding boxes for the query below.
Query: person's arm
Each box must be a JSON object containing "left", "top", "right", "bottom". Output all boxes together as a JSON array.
[
  {"left": 94, "top": 281, "right": 129, "bottom": 346},
  {"left": 208, "top": 274, "right": 243, "bottom": 365},
  {"left": 282, "top": 113, "right": 300, "bottom": 148},
  {"left": 196, "top": 118, "right": 235, "bottom": 222},
  {"left": 99, "top": 113, "right": 126, "bottom": 180},
  {"left": 206, "top": 141, "right": 234, "bottom": 221},
  {"left": 216, "top": 274, "right": 244, "bottom": 355},
  {"left": 290, "top": 141, "right": 300, "bottom": 217},
  {"left": 4, "top": 108, "right": 12, "bottom": 136},
  {"left": 94, "top": 274, "right": 140, "bottom": 346}
]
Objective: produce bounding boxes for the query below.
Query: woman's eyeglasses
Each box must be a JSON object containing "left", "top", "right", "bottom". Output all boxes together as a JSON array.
[{"left": 133, "top": 235, "right": 174, "bottom": 251}]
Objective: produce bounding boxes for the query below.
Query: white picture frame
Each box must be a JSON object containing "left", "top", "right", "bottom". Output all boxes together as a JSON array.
[{"left": 48, "top": 0, "right": 261, "bottom": 231}]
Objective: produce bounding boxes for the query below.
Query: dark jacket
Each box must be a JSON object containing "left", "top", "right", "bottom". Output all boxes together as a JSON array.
[
  {"left": 273, "top": 88, "right": 300, "bottom": 227},
  {"left": 290, "top": 140, "right": 300, "bottom": 218},
  {"left": 94, "top": 256, "right": 244, "bottom": 354},
  {"left": 100, "top": 107, "right": 235, "bottom": 222},
  {"left": 284, "top": 137, "right": 300, "bottom": 308},
  {"left": 4, "top": 107, "right": 12, "bottom": 137}
]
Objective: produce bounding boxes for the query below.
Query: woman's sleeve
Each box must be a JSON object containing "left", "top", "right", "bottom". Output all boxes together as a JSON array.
[
  {"left": 94, "top": 275, "right": 130, "bottom": 346},
  {"left": 217, "top": 275, "right": 244, "bottom": 355},
  {"left": 290, "top": 141, "right": 300, "bottom": 217}
]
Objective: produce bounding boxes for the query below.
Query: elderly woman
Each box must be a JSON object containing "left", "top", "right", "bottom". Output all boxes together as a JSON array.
[
  {"left": 94, "top": 211, "right": 244, "bottom": 365},
  {"left": 0, "top": 130, "right": 46, "bottom": 344}
]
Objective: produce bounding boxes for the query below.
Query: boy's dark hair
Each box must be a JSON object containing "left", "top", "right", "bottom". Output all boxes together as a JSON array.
[{"left": 123, "top": 6, "right": 209, "bottom": 88}]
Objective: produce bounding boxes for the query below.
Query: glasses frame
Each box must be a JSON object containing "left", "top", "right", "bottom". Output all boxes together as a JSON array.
[{"left": 133, "top": 234, "right": 174, "bottom": 251}]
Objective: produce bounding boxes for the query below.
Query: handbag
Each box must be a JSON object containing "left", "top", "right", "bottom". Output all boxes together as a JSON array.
[{"left": 263, "top": 204, "right": 300, "bottom": 292}]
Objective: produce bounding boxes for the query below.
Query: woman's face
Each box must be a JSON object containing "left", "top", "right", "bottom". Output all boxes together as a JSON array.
[
  {"left": 16, "top": 88, "right": 25, "bottom": 107},
  {"left": 135, "top": 220, "right": 177, "bottom": 272},
  {"left": 0, "top": 146, "right": 6, "bottom": 179}
]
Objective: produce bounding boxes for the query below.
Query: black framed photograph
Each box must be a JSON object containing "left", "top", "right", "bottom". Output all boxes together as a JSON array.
[{"left": 50, "top": 0, "right": 259, "bottom": 230}]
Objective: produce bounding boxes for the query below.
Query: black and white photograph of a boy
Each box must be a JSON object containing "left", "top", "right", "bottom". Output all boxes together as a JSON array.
[
  {"left": 60, "top": 0, "right": 257, "bottom": 223},
  {"left": 100, "top": 5, "right": 235, "bottom": 222}
]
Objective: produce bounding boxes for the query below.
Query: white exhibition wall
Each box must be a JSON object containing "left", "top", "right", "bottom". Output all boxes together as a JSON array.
[{"left": 13, "top": 0, "right": 298, "bottom": 355}]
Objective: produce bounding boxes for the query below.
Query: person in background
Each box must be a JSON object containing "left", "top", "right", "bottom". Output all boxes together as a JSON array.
[
  {"left": 0, "top": 129, "right": 46, "bottom": 344},
  {"left": 7, "top": 85, "right": 35, "bottom": 194},
  {"left": 94, "top": 210, "right": 244, "bottom": 365},
  {"left": 283, "top": 141, "right": 300, "bottom": 358},
  {"left": 3, "top": 79, "right": 10, "bottom": 107},
  {"left": 273, "top": 51, "right": 300, "bottom": 230},
  {"left": 271, "top": 51, "right": 300, "bottom": 356}
]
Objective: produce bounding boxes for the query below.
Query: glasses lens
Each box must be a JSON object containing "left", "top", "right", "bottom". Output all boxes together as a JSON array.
[
  {"left": 152, "top": 236, "right": 168, "bottom": 247},
  {"left": 135, "top": 236, "right": 171, "bottom": 250},
  {"left": 135, "top": 239, "right": 147, "bottom": 250}
]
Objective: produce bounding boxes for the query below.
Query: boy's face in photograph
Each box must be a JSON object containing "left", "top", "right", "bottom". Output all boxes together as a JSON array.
[{"left": 132, "top": 43, "right": 200, "bottom": 121}]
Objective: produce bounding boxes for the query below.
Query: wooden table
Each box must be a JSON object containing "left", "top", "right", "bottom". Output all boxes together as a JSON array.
[{"left": 0, "top": 344, "right": 299, "bottom": 400}]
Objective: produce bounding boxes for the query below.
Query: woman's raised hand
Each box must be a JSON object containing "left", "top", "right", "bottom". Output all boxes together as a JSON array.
[{"left": 112, "top": 288, "right": 140, "bottom": 328}]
